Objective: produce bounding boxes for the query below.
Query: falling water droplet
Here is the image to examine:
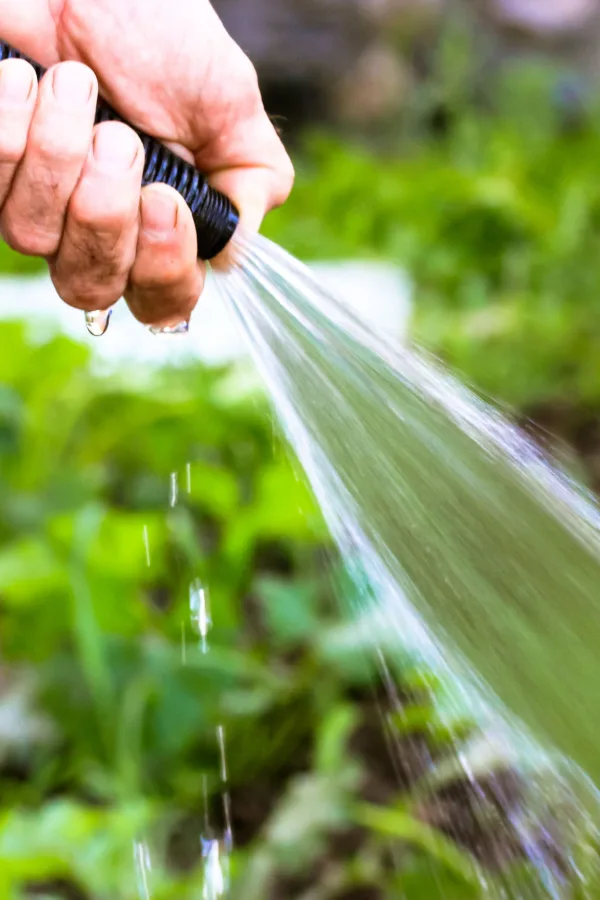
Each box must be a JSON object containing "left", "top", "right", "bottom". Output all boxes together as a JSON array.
[
  {"left": 169, "top": 472, "right": 179, "bottom": 508},
  {"left": 133, "top": 840, "right": 152, "bottom": 900},
  {"left": 186, "top": 461, "right": 192, "bottom": 494},
  {"left": 201, "top": 837, "right": 226, "bottom": 899},
  {"left": 142, "top": 524, "right": 151, "bottom": 567},
  {"left": 222, "top": 791, "right": 233, "bottom": 853},
  {"left": 199, "top": 739, "right": 233, "bottom": 898},
  {"left": 202, "top": 773, "right": 210, "bottom": 833},
  {"left": 217, "top": 724, "right": 228, "bottom": 783},
  {"left": 85, "top": 308, "right": 112, "bottom": 336},
  {"left": 190, "top": 580, "right": 211, "bottom": 653},
  {"left": 216, "top": 725, "right": 234, "bottom": 884}
]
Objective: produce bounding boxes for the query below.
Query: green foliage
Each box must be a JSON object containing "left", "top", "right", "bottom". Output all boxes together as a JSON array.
[
  {"left": 3, "top": 64, "right": 600, "bottom": 896},
  {"left": 0, "top": 318, "right": 576, "bottom": 897},
  {"left": 263, "top": 78, "right": 600, "bottom": 412},
  {"left": 0, "top": 321, "right": 491, "bottom": 898},
  {"left": 0, "top": 241, "right": 45, "bottom": 276}
]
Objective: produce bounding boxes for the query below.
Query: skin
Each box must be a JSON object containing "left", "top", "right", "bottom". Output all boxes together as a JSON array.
[{"left": 0, "top": 0, "right": 294, "bottom": 327}]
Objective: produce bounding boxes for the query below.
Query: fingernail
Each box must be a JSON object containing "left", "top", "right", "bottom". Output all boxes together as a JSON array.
[
  {"left": 0, "top": 62, "right": 34, "bottom": 103},
  {"left": 93, "top": 123, "right": 139, "bottom": 170},
  {"left": 52, "top": 62, "right": 93, "bottom": 107},
  {"left": 141, "top": 189, "right": 178, "bottom": 236}
]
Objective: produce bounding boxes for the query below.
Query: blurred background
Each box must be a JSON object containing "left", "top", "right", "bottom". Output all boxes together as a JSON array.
[{"left": 3, "top": 1, "right": 600, "bottom": 897}]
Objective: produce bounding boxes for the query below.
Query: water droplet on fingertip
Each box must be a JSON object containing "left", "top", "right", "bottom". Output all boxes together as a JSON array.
[
  {"left": 149, "top": 320, "right": 189, "bottom": 336},
  {"left": 85, "top": 308, "right": 112, "bottom": 337}
]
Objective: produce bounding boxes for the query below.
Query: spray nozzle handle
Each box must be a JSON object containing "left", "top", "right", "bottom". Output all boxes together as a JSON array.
[{"left": 0, "top": 41, "right": 240, "bottom": 260}]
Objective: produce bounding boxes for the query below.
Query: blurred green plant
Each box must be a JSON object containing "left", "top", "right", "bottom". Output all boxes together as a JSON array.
[
  {"left": 0, "top": 242, "right": 45, "bottom": 276},
  {"left": 0, "top": 319, "right": 581, "bottom": 898},
  {"left": 0, "top": 321, "right": 482, "bottom": 898},
  {"left": 263, "top": 66, "right": 600, "bottom": 417},
  {"left": 3, "top": 62, "right": 600, "bottom": 896}
]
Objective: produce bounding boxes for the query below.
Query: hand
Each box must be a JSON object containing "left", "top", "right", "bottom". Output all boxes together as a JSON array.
[{"left": 0, "top": 0, "right": 294, "bottom": 327}]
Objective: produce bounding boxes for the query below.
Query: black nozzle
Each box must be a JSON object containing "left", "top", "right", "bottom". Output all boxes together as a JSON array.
[{"left": 0, "top": 41, "right": 240, "bottom": 260}]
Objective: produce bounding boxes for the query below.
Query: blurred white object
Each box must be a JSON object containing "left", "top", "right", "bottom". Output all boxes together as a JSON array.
[
  {"left": 0, "top": 260, "right": 412, "bottom": 369},
  {"left": 313, "top": 260, "right": 412, "bottom": 338},
  {"left": 488, "top": 0, "right": 598, "bottom": 34},
  {"left": 0, "top": 668, "right": 52, "bottom": 761}
]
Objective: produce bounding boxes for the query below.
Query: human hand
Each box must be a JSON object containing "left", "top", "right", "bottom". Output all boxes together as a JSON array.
[{"left": 0, "top": 0, "right": 294, "bottom": 328}]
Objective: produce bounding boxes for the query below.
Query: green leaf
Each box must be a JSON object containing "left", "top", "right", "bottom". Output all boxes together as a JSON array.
[
  {"left": 0, "top": 539, "right": 66, "bottom": 605},
  {"left": 355, "top": 803, "right": 479, "bottom": 884},
  {"left": 253, "top": 461, "right": 325, "bottom": 541},
  {"left": 314, "top": 705, "right": 357, "bottom": 775},
  {"left": 187, "top": 461, "right": 240, "bottom": 518},
  {"left": 257, "top": 577, "right": 320, "bottom": 645}
]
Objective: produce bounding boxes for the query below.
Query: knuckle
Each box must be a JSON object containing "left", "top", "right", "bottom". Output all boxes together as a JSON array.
[
  {"left": 240, "top": 55, "right": 260, "bottom": 95},
  {"left": 2, "top": 217, "right": 53, "bottom": 257},
  {"left": 25, "top": 161, "right": 61, "bottom": 196},
  {"left": 68, "top": 194, "right": 100, "bottom": 231},
  {"left": 230, "top": 49, "right": 262, "bottom": 113},
  {"left": 69, "top": 231, "right": 131, "bottom": 279},
  {"left": 33, "top": 130, "right": 84, "bottom": 167},
  {"left": 0, "top": 133, "right": 27, "bottom": 166},
  {"left": 69, "top": 190, "right": 130, "bottom": 233}
]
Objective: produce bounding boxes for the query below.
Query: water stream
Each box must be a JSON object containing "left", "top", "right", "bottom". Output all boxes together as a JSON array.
[{"left": 212, "top": 230, "right": 600, "bottom": 895}]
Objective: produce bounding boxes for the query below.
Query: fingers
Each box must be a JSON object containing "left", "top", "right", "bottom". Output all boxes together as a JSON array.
[
  {"left": 54, "top": 155, "right": 202, "bottom": 327},
  {"left": 0, "top": 54, "right": 201, "bottom": 328},
  {"left": 50, "top": 122, "right": 145, "bottom": 311},
  {"left": 124, "top": 183, "right": 204, "bottom": 328},
  {"left": 0, "top": 59, "right": 38, "bottom": 206},
  {"left": 1, "top": 60, "right": 98, "bottom": 258},
  {"left": 0, "top": 12, "right": 295, "bottom": 326}
]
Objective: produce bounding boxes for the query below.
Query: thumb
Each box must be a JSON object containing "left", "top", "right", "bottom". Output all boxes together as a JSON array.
[
  {"left": 0, "top": 0, "right": 60, "bottom": 64},
  {"left": 208, "top": 163, "right": 294, "bottom": 271}
]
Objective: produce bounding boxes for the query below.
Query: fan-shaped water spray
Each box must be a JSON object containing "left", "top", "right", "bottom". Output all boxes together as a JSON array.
[{"left": 213, "top": 230, "right": 600, "bottom": 896}]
